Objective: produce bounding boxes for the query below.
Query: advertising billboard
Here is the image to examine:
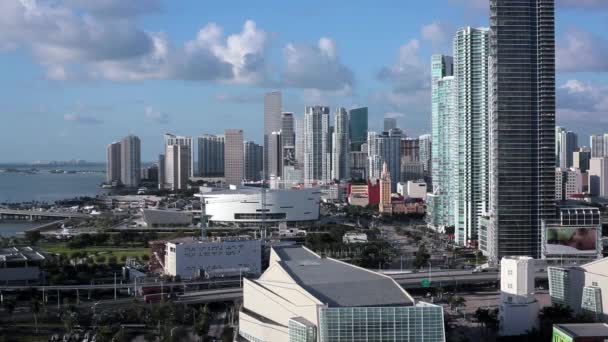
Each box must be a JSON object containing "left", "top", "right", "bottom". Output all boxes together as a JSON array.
[{"left": 545, "top": 227, "right": 598, "bottom": 255}]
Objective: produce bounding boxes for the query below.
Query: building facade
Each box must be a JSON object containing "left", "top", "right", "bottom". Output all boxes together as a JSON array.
[
  {"left": 589, "top": 157, "right": 608, "bottom": 197},
  {"left": 349, "top": 107, "right": 368, "bottom": 152},
  {"left": 368, "top": 129, "right": 402, "bottom": 191},
  {"left": 106, "top": 141, "right": 121, "bottom": 184},
  {"left": 164, "top": 133, "right": 194, "bottom": 177},
  {"left": 304, "top": 106, "right": 331, "bottom": 186},
  {"left": 559, "top": 130, "right": 578, "bottom": 169},
  {"left": 419, "top": 133, "right": 432, "bottom": 183},
  {"left": 264, "top": 91, "right": 282, "bottom": 180},
  {"left": 281, "top": 112, "right": 296, "bottom": 177},
  {"left": 486, "top": 0, "right": 556, "bottom": 260},
  {"left": 453, "top": 27, "right": 490, "bottom": 246},
  {"left": 499, "top": 257, "right": 540, "bottom": 336},
  {"left": 590, "top": 134, "right": 608, "bottom": 158},
  {"left": 164, "top": 144, "right": 191, "bottom": 191},
  {"left": 120, "top": 135, "right": 141, "bottom": 187},
  {"left": 244, "top": 141, "right": 263, "bottom": 182},
  {"left": 198, "top": 134, "right": 224, "bottom": 177},
  {"left": 224, "top": 129, "right": 244, "bottom": 187},
  {"left": 384, "top": 117, "right": 397, "bottom": 131},
  {"left": 332, "top": 107, "right": 350, "bottom": 181}
]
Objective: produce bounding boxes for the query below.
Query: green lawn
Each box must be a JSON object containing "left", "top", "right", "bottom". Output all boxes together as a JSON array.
[{"left": 39, "top": 242, "right": 150, "bottom": 262}]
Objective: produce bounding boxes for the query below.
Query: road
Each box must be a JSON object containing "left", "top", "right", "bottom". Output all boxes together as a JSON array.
[{"left": 0, "top": 209, "right": 92, "bottom": 219}]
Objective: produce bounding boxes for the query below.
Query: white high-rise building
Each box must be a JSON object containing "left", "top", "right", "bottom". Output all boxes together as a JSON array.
[
  {"left": 589, "top": 157, "right": 608, "bottom": 197},
  {"left": 499, "top": 257, "right": 539, "bottom": 336},
  {"left": 264, "top": 91, "right": 282, "bottom": 180},
  {"left": 590, "top": 134, "right": 608, "bottom": 158},
  {"left": 164, "top": 133, "right": 194, "bottom": 177},
  {"left": 224, "top": 129, "right": 244, "bottom": 187},
  {"left": 120, "top": 135, "right": 141, "bottom": 187},
  {"left": 304, "top": 106, "right": 331, "bottom": 185},
  {"left": 106, "top": 141, "right": 121, "bottom": 184},
  {"left": 555, "top": 168, "right": 583, "bottom": 201},
  {"left": 332, "top": 107, "right": 350, "bottom": 181},
  {"left": 164, "top": 144, "right": 191, "bottom": 191}
]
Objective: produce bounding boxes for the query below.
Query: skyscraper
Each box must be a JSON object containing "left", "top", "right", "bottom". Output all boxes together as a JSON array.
[
  {"left": 197, "top": 134, "right": 224, "bottom": 177},
  {"left": 453, "top": 27, "right": 490, "bottom": 246},
  {"left": 419, "top": 133, "right": 432, "bottom": 182},
  {"left": 269, "top": 131, "right": 282, "bottom": 179},
  {"left": 120, "top": 135, "right": 141, "bottom": 187},
  {"left": 332, "top": 107, "right": 350, "bottom": 180},
  {"left": 158, "top": 154, "right": 165, "bottom": 190},
  {"left": 589, "top": 157, "right": 608, "bottom": 197},
  {"left": 559, "top": 130, "right": 578, "bottom": 169},
  {"left": 573, "top": 149, "right": 591, "bottom": 172},
  {"left": 555, "top": 126, "right": 565, "bottom": 167},
  {"left": 164, "top": 144, "right": 190, "bottom": 191},
  {"left": 486, "top": 0, "right": 556, "bottom": 260},
  {"left": 224, "top": 129, "right": 244, "bottom": 187},
  {"left": 349, "top": 107, "right": 368, "bottom": 152},
  {"left": 401, "top": 138, "right": 420, "bottom": 163},
  {"left": 164, "top": 133, "right": 194, "bottom": 177},
  {"left": 427, "top": 55, "right": 455, "bottom": 230},
  {"left": 304, "top": 106, "right": 331, "bottom": 185},
  {"left": 368, "top": 129, "right": 402, "bottom": 191},
  {"left": 379, "top": 162, "right": 392, "bottom": 214},
  {"left": 281, "top": 113, "right": 296, "bottom": 176},
  {"left": 295, "top": 118, "right": 305, "bottom": 168},
  {"left": 106, "top": 141, "right": 121, "bottom": 184},
  {"left": 383, "top": 117, "right": 397, "bottom": 132},
  {"left": 590, "top": 134, "right": 608, "bottom": 158},
  {"left": 264, "top": 91, "right": 282, "bottom": 180},
  {"left": 244, "top": 141, "right": 263, "bottom": 182}
]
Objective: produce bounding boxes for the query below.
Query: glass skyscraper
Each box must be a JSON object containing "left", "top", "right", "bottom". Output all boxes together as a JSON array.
[
  {"left": 427, "top": 55, "right": 456, "bottom": 230},
  {"left": 486, "top": 0, "right": 556, "bottom": 260},
  {"left": 348, "top": 107, "right": 368, "bottom": 152},
  {"left": 453, "top": 27, "right": 490, "bottom": 246}
]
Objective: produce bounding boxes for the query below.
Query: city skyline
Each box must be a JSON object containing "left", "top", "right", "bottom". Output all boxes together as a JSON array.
[{"left": 1, "top": 0, "right": 607, "bottom": 162}]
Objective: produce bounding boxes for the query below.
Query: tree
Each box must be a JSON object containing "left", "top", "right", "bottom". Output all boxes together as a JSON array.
[
  {"left": 95, "top": 255, "right": 106, "bottom": 263},
  {"left": 24, "top": 230, "right": 42, "bottom": 245},
  {"left": 30, "top": 298, "right": 42, "bottom": 333},
  {"left": 414, "top": 243, "right": 430, "bottom": 269},
  {"left": 448, "top": 295, "right": 466, "bottom": 311},
  {"left": 195, "top": 305, "right": 210, "bottom": 337}
]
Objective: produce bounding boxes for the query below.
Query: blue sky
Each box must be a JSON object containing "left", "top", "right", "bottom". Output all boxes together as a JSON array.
[{"left": 0, "top": 0, "right": 607, "bottom": 162}]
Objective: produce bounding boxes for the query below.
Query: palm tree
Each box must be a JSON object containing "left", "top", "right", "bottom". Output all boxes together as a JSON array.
[{"left": 30, "top": 299, "right": 41, "bottom": 333}]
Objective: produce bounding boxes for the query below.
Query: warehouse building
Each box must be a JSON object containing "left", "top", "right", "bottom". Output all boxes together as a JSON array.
[
  {"left": 239, "top": 245, "right": 445, "bottom": 342},
  {"left": 0, "top": 247, "right": 46, "bottom": 284},
  {"left": 164, "top": 237, "right": 261, "bottom": 279}
]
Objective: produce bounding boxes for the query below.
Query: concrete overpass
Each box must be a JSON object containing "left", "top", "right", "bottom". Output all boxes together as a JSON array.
[{"left": 0, "top": 209, "right": 92, "bottom": 220}]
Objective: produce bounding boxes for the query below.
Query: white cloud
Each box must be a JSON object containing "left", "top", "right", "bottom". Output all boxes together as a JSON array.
[
  {"left": 377, "top": 39, "right": 429, "bottom": 93},
  {"left": 557, "top": 79, "right": 608, "bottom": 125},
  {"left": 63, "top": 113, "right": 103, "bottom": 125},
  {"left": 282, "top": 37, "right": 354, "bottom": 91},
  {"left": 62, "top": 0, "right": 161, "bottom": 17},
  {"left": 557, "top": 28, "right": 608, "bottom": 72},
  {"left": 144, "top": 106, "right": 170, "bottom": 124},
  {"left": 421, "top": 21, "right": 454, "bottom": 52}
]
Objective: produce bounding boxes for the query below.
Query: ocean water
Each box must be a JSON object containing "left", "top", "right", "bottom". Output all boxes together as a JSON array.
[
  {"left": 0, "top": 164, "right": 107, "bottom": 204},
  {"left": 0, "top": 221, "right": 49, "bottom": 237}
]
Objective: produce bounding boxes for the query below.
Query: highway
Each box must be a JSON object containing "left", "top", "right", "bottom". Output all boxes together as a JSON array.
[{"left": 0, "top": 279, "right": 240, "bottom": 291}]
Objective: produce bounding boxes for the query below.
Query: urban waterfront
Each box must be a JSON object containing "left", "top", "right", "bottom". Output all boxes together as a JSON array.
[{"left": 0, "top": 164, "right": 107, "bottom": 204}]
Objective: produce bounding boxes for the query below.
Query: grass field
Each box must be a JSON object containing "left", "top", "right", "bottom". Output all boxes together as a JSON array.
[{"left": 39, "top": 242, "right": 150, "bottom": 262}]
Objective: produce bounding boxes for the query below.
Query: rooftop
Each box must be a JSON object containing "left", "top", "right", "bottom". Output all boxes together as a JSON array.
[
  {"left": 555, "top": 323, "right": 608, "bottom": 337},
  {"left": 0, "top": 246, "right": 46, "bottom": 263},
  {"left": 272, "top": 246, "right": 413, "bottom": 308}
]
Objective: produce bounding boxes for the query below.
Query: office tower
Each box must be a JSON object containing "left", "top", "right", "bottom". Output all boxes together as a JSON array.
[
  {"left": 379, "top": 162, "right": 392, "bottom": 213},
  {"left": 332, "top": 107, "right": 350, "bottom": 180},
  {"left": 158, "top": 154, "right": 165, "bottom": 190},
  {"left": 106, "top": 141, "right": 121, "bottom": 184},
  {"left": 281, "top": 113, "right": 296, "bottom": 176},
  {"left": 349, "top": 107, "right": 368, "bottom": 151},
  {"left": 269, "top": 131, "right": 282, "bottom": 179},
  {"left": 555, "top": 126, "right": 564, "bottom": 167},
  {"left": 244, "top": 141, "right": 263, "bottom": 182},
  {"left": 264, "top": 91, "right": 282, "bottom": 179},
  {"left": 368, "top": 129, "right": 402, "bottom": 191},
  {"left": 427, "top": 54, "right": 456, "bottom": 230},
  {"left": 589, "top": 157, "right": 608, "bottom": 197},
  {"left": 164, "top": 133, "right": 194, "bottom": 177},
  {"left": 555, "top": 168, "right": 583, "bottom": 201},
  {"left": 224, "top": 129, "right": 244, "bottom": 187},
  {"left": 383, "top": 117, "right": 397, "bottom": 132},
  {"left": 401, "top": 138, "right": 420, "bottom": 162},
  {"left": 141, "top": 164, "right": 158, "bottom": 182},
  {"left": 419, "top": 134, "right": 432, "bottom": 181},
  {"left": 295, "top": 118, "right": 305, "bottom": 168},
  {"left": 453, "top": 27, "right": 490, "bottom": 246},
  {"left": 349, "top": 151, "right": 367, "bottom": 180},
  {"left": 197, "top": 134, "right": 225, "bottom": 177},
  {"left": 164, "top": 144, "right": 191, "bottom": 191},
  {"left": 400, "top": 160, "right": 424, "bottom": 182},
  {"left": 559, "top": 130, "right": 578, "bottom": 169},
  {"left": 573, "top": 149, "right": 591, "bottom": 172},
  {"left": 590, "top": 133, "right": 608, "bottom": 158},
  {"left": 120, "top": 135, "right": 141, "bottom": 187},
  {"left": 304, "top": 106, "right": 331, "bottom": 185},
  {"left": 486, "top": 0, "right": 556, "bottom": 260}
]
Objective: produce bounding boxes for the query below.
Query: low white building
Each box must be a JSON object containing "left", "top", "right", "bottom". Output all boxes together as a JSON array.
[
  {"left": 343, "top": 232, "right": 368, "bottom": 244},
  {"left": 407, "top": 181, "right": 427, "bottom": 200},
  {"left": 164, "top": 237, "right": 261, "bottom": 279},
  {"left": 499, "top": 256, "right": 539, "bottom": 336}
]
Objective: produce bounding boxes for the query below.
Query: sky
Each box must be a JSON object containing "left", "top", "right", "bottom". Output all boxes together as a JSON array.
[{"left": 0, "top": 0, "right": 607, "bottom": 163}]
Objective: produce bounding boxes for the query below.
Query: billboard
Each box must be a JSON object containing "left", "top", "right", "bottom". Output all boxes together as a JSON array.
[{"left": 545, "top": 227, "right": 598, "bottom": 255}]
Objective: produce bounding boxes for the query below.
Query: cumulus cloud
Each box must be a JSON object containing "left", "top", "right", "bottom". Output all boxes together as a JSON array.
[
  {"left": 557, "top": 79, "right": 608, "bottom": 125},
  {"left": 144, "top": 106, "right": 170, "bottom": 124},
  {"left": 558, "top": 0, "right": 608, "bottom": 10},
  {"left": 377, "top": 39, "right": 429, "bottom": 93},
  {"left": 63, "top": 113, "right": 103, "bottom": 125},
  {"left": 62, "top": 0, "right": 161, "bottom": 18},
  {"left": 557, "top": 28, "right": 608, "bottom": 72},
  {"left": 214, "top": 92, "right": 261, "bottom": 103},
  {"left": 281, "top": 37, "right": 354, "bottom": 91},
  {"left": 421, "top": 22, "right": 454, "bottom": 52}
]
